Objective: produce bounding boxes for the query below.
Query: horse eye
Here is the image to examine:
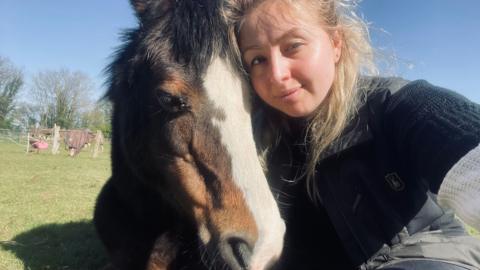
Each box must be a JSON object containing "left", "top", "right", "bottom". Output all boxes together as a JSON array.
[{"left": 156, "top": 91, "right": 191, "bottom": 113}]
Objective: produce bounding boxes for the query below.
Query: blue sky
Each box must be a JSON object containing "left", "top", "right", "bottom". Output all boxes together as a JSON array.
[
  {"left": 360, "top": 0, "right": 480, "bottom": 103},
  {"left": 1, "top": 0, "right": 479, "bottom": 102}
]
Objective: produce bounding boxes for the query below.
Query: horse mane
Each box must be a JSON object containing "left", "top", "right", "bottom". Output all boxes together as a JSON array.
[{"left": 104, "top": 1, "right": 228, "bottom": 101}]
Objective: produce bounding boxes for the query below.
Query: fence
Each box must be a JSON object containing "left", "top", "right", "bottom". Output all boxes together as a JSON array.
[
  {"left": 0, "top": 129, "right": 28, "bottom": 146},
  {"left": 0, "top": 127, "right": 108, "bottom": 158}
]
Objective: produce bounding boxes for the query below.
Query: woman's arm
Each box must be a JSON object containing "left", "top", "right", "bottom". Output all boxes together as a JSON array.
[
  {"left": 438, "top": 143, "right": 480, "bottom": 230},
  {"left": 383, "top": 80, "right": 480, "bottom": 229}
]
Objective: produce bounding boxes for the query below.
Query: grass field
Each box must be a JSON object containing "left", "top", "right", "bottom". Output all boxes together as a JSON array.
[{"left": 0, "top": 140, "right": 110, "bottom": 269}]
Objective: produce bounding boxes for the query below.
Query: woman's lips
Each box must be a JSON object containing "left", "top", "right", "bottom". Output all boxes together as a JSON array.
[{"left": 278, "top": 87, "right": 301, "bottom": 101}]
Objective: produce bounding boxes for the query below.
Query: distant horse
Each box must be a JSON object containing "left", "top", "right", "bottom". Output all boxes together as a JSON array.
[
  {"left": 63, "top": 129, "right": 91, "bottom": 156},
  {"left": 93, "top": 0, "right": 285, "bottom": 269}
]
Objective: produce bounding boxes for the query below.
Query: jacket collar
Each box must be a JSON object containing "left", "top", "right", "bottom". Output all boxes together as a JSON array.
[{"left": 317, "top": 76, "right": 409, "bottom": 161}]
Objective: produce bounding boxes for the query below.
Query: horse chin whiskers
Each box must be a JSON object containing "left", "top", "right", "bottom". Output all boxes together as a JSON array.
[{"left": 198, "top": 223, "right": 212, "bottom": 245}]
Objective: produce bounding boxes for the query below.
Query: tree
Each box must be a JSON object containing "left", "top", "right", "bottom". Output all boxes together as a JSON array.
[
  {"left": 8, "top": 102, "right": 39, "bottom": 132},
  {"left": 30, "top": 69, "right": 94, "bottom": 129},
  {"left": 0, "top": 57, "right": 23, "bottom": 129},
  {"left": 80, "top": 99, "right": 112, "bottom": 137}
]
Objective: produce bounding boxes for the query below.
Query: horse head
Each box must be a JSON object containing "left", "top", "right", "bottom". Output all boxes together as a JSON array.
[{"left": 96, "top": 0, "right": 286, "bottom": 269}]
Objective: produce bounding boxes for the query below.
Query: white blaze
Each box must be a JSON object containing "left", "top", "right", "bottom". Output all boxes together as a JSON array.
[{"left": 203, "top": 57, "right": 286, "bottom": 269}]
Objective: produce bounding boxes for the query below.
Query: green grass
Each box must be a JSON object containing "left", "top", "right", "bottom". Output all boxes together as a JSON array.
[{"left": 0, "top": 140, "right": 111, "bottom": 269}]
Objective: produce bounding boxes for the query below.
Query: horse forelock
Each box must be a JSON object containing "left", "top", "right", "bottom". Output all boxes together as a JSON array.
[
  {"left": 170, "top": 0, "right": 227, "bottom": 73},
  {"left": 106, "top": 0, "right": 228, "bottom": 101}
]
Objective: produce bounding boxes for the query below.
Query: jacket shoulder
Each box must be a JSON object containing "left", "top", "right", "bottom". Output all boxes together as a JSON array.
[
  {"left": 358, "top": 76, "right": 409, "bottom": 96},
  {"left": 370, "top": 79, "right": 480, "bottom": 192}
]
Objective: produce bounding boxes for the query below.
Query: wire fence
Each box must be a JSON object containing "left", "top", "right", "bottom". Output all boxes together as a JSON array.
[{"left": 0, "top": 129, "right": 28, "bottom": 146}]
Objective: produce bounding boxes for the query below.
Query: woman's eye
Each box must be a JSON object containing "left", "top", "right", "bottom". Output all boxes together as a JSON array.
[
  {"left": 287, "top": 42, "right": 303, "bottom": 52},
  {"left": 250, "top": 56, "right": 265, "bottom": 66}
]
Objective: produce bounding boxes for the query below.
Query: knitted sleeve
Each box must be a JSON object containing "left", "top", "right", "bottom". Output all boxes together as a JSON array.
[
  {"left": 437, "top": 144, "right": 480, "bottom": 230},
  {"left": 384, "top": 80, "right": 480, "bottom": 194}
]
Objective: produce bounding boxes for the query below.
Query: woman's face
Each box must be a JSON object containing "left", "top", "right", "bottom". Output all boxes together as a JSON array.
[{"left": 240, "top": 1, "right": 341, "bottom": 118}]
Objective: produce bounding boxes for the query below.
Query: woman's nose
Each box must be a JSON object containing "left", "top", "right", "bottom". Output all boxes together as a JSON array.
[{"left": 269, "top": 54, "right": 290, "bottom": 84}]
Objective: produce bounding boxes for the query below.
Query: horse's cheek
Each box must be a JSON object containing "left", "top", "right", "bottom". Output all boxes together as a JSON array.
[{"left": 173, "top": 158, "right": 209, "bottom": 211}]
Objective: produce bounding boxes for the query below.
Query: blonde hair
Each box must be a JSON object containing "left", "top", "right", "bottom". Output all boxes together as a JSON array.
[{"left": 224, "top": 0, "right": 377, "bottom": 202}]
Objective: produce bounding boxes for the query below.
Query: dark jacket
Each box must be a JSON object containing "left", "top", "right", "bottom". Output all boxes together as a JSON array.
[{"left": 265, "top": 78, "right": 480, "bottom": 269}]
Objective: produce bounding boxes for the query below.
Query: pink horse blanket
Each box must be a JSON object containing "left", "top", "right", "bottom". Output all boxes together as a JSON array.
[{"left": 32, "top": 141, "right": 48, "bottom": 149}]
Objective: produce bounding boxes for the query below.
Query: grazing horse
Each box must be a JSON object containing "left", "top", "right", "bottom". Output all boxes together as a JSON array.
[
  {"left": 93, "top": 0, "right": 285, "bottom": 269},
  {"left": 64, "top": 129, "right": 91, "bottom": 156}
]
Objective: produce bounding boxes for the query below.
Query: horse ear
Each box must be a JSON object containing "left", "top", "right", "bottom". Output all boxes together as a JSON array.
[
  {"left": 130, "top": 0, "right": 149, "bottom": 15},
  {"left": 130, "top": 0, "right": 172, "bottom": 21},
  {"left": 156, "top": 91, "right": 191, "bottom": 113}
]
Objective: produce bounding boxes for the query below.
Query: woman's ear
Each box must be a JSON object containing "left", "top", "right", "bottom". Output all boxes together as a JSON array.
[{"left": 332, "top": 30, "right": 343, "bottom": 63}]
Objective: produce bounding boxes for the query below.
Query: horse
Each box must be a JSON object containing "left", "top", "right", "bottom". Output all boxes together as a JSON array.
[
  {"left": 93, "top": 0, "right": 286, "bottom": 269},
  {"left": 63, "top": 129, "right": 91, "bottom": 156}
]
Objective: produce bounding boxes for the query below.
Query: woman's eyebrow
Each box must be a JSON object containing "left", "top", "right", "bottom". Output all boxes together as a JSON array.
[
  {"left": 241, "top": 44, "right": 262, "bottom": 55},
  {"left": 241, "top": 27, "right": 304, "bottom": 55}
]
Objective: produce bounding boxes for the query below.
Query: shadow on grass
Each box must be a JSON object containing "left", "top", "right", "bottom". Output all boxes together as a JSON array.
[{"left": 1, "top": 220, "right": 108, "bottom": 270}]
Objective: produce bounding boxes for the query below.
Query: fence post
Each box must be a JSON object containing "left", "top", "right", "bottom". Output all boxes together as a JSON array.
[
  {"left": 52, "top": 124, "right": 60, "bottom": 155},
  {"left": 26, "top": 132, "right": 30, "bottom": 154},
  {"left": 92, "top": 130, "right": 103, "bottom": 158}
]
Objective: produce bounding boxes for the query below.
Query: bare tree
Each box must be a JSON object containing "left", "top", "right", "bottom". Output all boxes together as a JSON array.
[
  {"left": 80, "top": 99, "right": 112, "bottom": 136},
  {"left": 9, "top": 102, "right": 39, "bottom": 132},
  {"left": 0, "top": 56, "right": 23, "bottom": 128},
  {"left": 30, "top": 69, "right": 94, "bottom": 129}
]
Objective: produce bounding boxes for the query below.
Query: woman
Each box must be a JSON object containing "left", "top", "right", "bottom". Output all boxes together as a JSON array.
[{"left": 225, "top": 0, "right": 480, "bottom": 269}]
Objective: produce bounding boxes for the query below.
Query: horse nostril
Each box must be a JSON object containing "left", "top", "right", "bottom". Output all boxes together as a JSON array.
[{"left": 223, "top": 236, "right": 253, "bottom": 270}]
